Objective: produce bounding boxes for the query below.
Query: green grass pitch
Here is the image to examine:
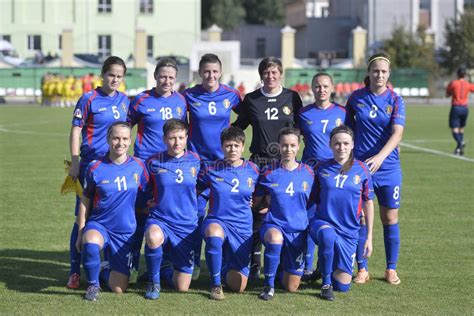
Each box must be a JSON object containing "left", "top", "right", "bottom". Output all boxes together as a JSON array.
[{"left": 0, "top": 104, "right": 473, "bottom": 314}]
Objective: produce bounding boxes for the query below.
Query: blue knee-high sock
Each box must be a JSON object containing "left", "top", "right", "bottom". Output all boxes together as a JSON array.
[
  {"left": 305, "top": 234, "right": 316, "bottom": 271},
  {"left": 384, "top": 223, "right": 400, "bottom": 270},
  {"left": 194, "top": 216, "right": 205, "bottom": 268},
  {"left": 82, "top": 243, "right": 101, "bottom": 286},
  {"left": 145, "top": 245, "right": 163, "bottom": 284},
  {"left": 263, "top": 243, "right": 282, "bottom": 288},
  {"left": 356, "top": 224, "right": 368, "bottom": 271},
  {"left": 161, "top": 265, "right": 173, "bottom": 287},
  {"left": 459, "top": 133, "right": 464, "bottom": 146},
  {"left": 332, "top": 275, "right": 351, "bottom": 292},
  {"left": 69, "top": 222, "right": 81, "bottom": 275},
  {"left": 131, "top": 215, "right": 146, "bottom": 271},
  {"left": 205, "top": 236, "right": 224, "bottom": 286},
  {"left": 452, "top": 132, "right": 462, "bottom": 148},
  {"left": 99, "top": 267, "right": 111, "bottom": 288},
  {"left": 316, "top": 228, "right": 336, "bottom": 286}
]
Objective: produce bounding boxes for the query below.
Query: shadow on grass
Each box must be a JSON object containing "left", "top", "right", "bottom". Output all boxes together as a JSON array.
[{"left": 0, "top": 248, "right": 74, "bottom": 294}]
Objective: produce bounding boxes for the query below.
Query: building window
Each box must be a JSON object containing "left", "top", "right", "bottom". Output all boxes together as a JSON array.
[
  {"left": 98, "top": 35, "right": 111, "bottom": 58},
  {"left": 140, "top": 0, "right": 153, "bottom": 13},
  {"left": 256, "top": 38, "right": 266, "bottom": 58},
  {"left": 27, "top": 35, "right": 41, "bottom": 50},
  {"left": 147, "top": 35, "right": 153, "bottom": 57},
  {"left": 58, "top": 35, "right": 62, "bottom": 50},
  {"left": 0, "top": 35, "right": 11, "bottom": 43},
  {"left": 98, "top": 0, "right": 112, "bottom": 13}
]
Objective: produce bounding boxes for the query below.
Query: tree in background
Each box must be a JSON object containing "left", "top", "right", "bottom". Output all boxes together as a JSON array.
[
  {"left": 441, "top": 11, "right": 474, "bottom": 73},
  {"left": 382, "top": 25, "right": 438, "bottom": 75},
  {"left": 201, "top": 0, "right": 285, "bottom": 30},
  {"left": 242, "top": 0, "right": 284, "bottom": 25},
  {"left": 201, "top": 0, "right": 245, "bottom": 30}
]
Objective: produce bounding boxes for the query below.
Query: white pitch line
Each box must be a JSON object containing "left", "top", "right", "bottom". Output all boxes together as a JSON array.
[{"left": 400, "top": 142, "right": 474, "bottom": 163}]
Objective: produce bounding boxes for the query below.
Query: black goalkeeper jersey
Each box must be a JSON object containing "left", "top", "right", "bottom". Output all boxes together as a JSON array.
[{"left": 233, "top": 87, "right": 302, "bottom": 157}]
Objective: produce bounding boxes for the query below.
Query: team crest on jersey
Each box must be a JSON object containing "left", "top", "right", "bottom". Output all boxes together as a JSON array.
[
  {"left": 353, "top": 175, "right": 361, "bottom": 185},
  {"left": 321, "top": 173, "right": 330, "bottom": 178},
  {"left": 98, "top": 107, "right": 107, "bottom": 112},
  {"left": 190, "top": 167, "right": 197, "bottom": 177},
  {"left": 158, "top": 168, "right": 168, "bottom": 173},
  {"left": 147, "top": 108, "right": 156, "bottom": 112},
  {"left": 271, "top": 183, "right": 279, "bottom": 187},
  {"left": 134, "top": 173, "right": 139, "bottom": 184},
  {"left": 215, "top": 177, "right": 224, "bottom": 182},
  {"left": 223, "top": 99, "right": 231, "bottom": 109},
  {"left": 192, "top": 102, "right": 201, "bottom": 107},
  {"left": 385, "top": 105, "right": 393, "bottom": 115},
  {"left": 306, "top": 120, "right": 313, "bottom": 125},
  {"left": 335, "top": 118, "right": 342, "bottom": 126},
  {"left": 357, "top": 103, "right": 365, "bottom": 108},
  {"left": 302, "top": 181, "right": 308, "bottom": 192},
  {"left": 247, "top": 178, "right": 253, "bottom": 188},
  {"left": 177, "top": 107, "right": 183, "bottom": 117},
  {"left": 73, "top": 109, "right": 82, "bottom": 119},
  {"left": 121, "top": 102, "right": 127, "bottom": 112},
  {"left": 282, "top": 106, "right": 291, "bottom": 115},
  {"left": 101, "top": 180, "right": 110, "bottom": 184}
]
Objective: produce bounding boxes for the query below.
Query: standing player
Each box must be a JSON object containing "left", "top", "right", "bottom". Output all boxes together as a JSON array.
[
  {"left": 183, "top": 53, "right": 241, "bottom": 279},
  {"left": 67, "top": 56, "right": 129, "bottom": 289},
  {"left": 198, "top": 127, "right": 259, "bottom": 300},
  {"left": 143, "top": 119, "right": 201, "bottom": 300},
  {"left": 254, "top": 128, "right": 314, "bottom": 300},
  {"left": 127, "top": 58, "right": 186, "bottom": 281},
  {"left": 75, "top": 122, "right": 149, "bottom": 301},
  {"left": 310, "top": 125, "right": 374, "bottom": 301},
  {"left": 297, "top": 72, "right": 346, "bottom": 279},
  {"left": 446, "top": 67, "right": 474, "bottom": 155},
  {"left": 346, "top": 52, "right": 405, "bottom": 285},
  {"left": 233, "top": 57, "right": 303, "bottom": 280}
]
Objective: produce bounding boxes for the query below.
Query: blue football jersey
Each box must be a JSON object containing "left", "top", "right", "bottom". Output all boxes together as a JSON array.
[
  {"left": 83, "top": 156, "right": 149, "bottom": 234},
  {"left": 72, "top": 88, "right": 129, "bottom": 162},
  {"left": 256, "top": 163, "right": 315, "bottom": 232},
  {"left": 146, "top": 151, "right": 201, "bottom": 234},
  {"left": 183, "top": 84, "right": 241, "bottom": 161},
  {"left": 346, "top": 87, "right": 406, "bottom": 169},
  {"left": 198, "top": 160, "right": 260, "bottom": 234},
  {"left": 127, "top": 89, "right": 187, "bottom": 159},
  {"left": 313, "top": 159, "right": 374, "bottom": 239},
  {"left": 298, "top": 103, "right": 346, "bottom": 163}
]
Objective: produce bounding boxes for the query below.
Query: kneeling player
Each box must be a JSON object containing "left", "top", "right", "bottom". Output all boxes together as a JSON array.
[
  {"left": 76, "top": 122, "right": 149, "bottom": 301},
  {"left": 198, "top": 127, "right": 260, "bottom": 300},
  {"left": 309, "top": 125, "right": 374, "bottom": 301},
  {"left": 254, "top": 128, "right": 315, "bottom": 300},
  {"left": 143, "top": 119, "right": 201, "bottom": 299}
]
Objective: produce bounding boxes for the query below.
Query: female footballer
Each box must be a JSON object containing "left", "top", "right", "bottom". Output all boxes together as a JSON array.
[
  {"left": 198, "top": 127, "right": 259, "bottom": 300},
  {"left": 297, "top": 72, "right": 347, "bottom": 279},
  {"left": 75, "top": 122, "right": 149, "bottom": 301},
  {"left": 233, "top": 57, "right": 303, "bottom": 280},
  {"left": 67, "top": 56, "right": 129, "bottom": 289},
  {"left": 346, "top": 52, "right": 405, "bottom": 285},
  {"left": 254, "top": 127, "right": 314, "bottom": 300},
  {"left": 309, "top": 125, "right": 374, "bottom": 301},
  {"left": 126, "top": 57, "right": 186, "bottom": 282},
  {"left": 182, "top": 53, "right": 241, "bottom": 279}
]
